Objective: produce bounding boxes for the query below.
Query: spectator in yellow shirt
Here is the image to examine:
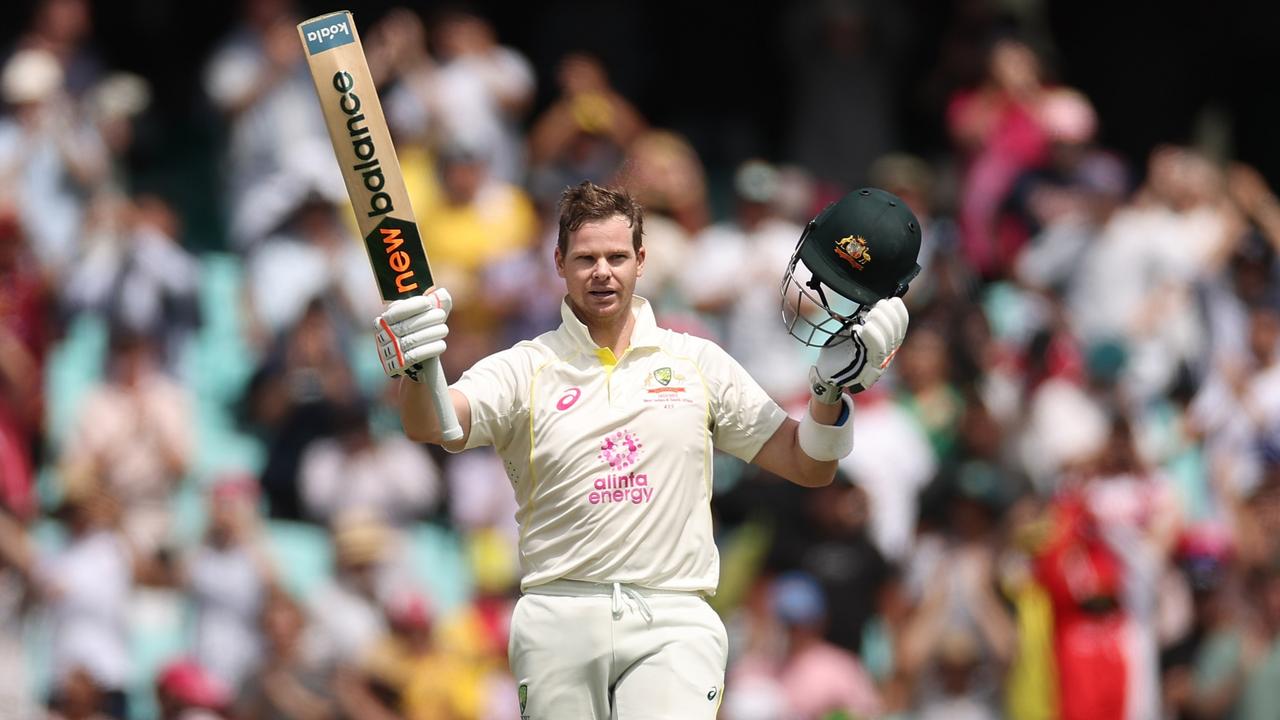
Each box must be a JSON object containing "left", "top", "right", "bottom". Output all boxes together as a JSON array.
[
  {"left": 416, "top": 141, "right": 538, "bottom": 318},
  {"left": 346, "top": 590, "right": 478, "bottom": 720}
]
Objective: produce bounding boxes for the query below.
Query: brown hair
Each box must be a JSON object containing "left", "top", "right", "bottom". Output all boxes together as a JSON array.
[{"left": 556, "top": 181, "right": 644, "bottom": 256}]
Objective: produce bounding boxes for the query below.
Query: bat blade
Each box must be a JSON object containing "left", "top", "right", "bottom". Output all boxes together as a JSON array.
[
  {"left": 298, "top": 10, "right": 462, "bottom": 442},
  {"left": 297, "top": 10, "right": 429, "bottom": 302}
]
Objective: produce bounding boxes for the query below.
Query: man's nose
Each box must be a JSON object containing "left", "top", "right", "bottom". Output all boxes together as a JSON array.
[{"left": 592, "top": 259, "right": 610, "bottom": 278}]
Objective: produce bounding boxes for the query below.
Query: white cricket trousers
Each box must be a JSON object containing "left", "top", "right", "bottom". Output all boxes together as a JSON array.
[{"left": 509, "top": 580, "right": 728, "bottom": 719}]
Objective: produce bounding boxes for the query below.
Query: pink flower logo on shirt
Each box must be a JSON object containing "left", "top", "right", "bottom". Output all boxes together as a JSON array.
[{"left": 598, "top": 430, "right": 643, "bottom": 470}]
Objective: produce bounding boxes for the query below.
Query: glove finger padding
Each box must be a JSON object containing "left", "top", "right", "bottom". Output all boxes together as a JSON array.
[
  {"left": 380, "top": 289, "right": 452, "bottom": 324},
  {"left": 874, "top": 299, "right": 909, "bottom": 370},
  {"left": 375, "top": 288, "right": 453, "bottom": 379},
  {"left": 811, "top": 297, "right": 911, "bottom": 395},
  {"left": 402, "top": 340, "right": 447, "bottom": 369},
  {"left": 884, "top": 297, "right": 909, "bottom": 346},
  {"left": 379, "top": 339, "right": 447, "bottom": 375},
  {"left": 377, "top": 307, "right": 448, "bottom": 343},
  {"left": 858, "top": 320, "right": 890, "bottom": 369},
  {"left": 395, "top": 323, "right": 449, "bottom": 353}
]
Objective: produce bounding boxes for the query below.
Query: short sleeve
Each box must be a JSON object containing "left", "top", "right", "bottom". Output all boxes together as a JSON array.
[
  {"left": 451, "top": 346, "right": 538, "bottom": 453},
  {"left": 700, "top": 341, "right": 789, "bottom": 462}
]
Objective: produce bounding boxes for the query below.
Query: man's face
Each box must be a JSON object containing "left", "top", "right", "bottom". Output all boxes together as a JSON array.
[{"left": 555, "top": 214, "right": 644, "bottom": 326}]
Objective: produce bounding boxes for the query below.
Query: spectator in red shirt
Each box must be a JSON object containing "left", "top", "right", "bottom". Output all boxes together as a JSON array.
[{"left": 0, "top": 205, "right": 48, "bottom": 520}]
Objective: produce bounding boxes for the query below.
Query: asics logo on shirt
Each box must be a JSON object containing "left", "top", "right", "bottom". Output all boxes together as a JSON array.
[{"left": 556, "top": 387, "right": 582, "bottom": 410}]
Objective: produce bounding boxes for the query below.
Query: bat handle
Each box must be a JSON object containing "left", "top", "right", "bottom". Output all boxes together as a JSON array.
[{"left": 421, "top": 356, "right": 463, "bottom": 442}]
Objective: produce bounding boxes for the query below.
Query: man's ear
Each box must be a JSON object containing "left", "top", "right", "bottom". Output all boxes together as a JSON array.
[
  {"left": 635, "top": 245, "right": 645, "bottom": 277},
  {"left": 554, "top": 246, "right": 566, "bottom": 279}
]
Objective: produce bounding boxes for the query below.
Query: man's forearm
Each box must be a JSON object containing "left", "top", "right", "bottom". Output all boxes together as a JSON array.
[
  {"left": 791, "top": 452, "right": 838, "bottom": 487},
  {"left": 399, "top": 379, "right": 469, "bottom": 450},
  {"left": 399, "top": 378, "right": 444, "bottom": 443}
]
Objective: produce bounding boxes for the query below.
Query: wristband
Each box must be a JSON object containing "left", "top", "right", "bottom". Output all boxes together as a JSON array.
[{"left": 798, "top": 394, "right": 855, "bottom": 461}]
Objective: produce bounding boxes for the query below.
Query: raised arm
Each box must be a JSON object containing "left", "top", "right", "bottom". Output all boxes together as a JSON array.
[
  {"left": 752, "top": 298, "right": 909, "bottom": 487},
  {"left": 399, "top": 382, "right": 470, "bottom": 452},
  {"left": 374, "top": 288, "right": 469, "bottom": 452},
  {"left": 751, "top": 401, "right": 842, "bottom": 487}
]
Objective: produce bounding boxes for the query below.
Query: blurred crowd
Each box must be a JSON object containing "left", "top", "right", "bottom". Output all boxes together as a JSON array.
[{"left": 2, "top": 1, "right": 1280, "bottom": 719}]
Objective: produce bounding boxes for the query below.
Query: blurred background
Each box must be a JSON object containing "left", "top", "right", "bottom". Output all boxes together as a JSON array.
[{"left": 3, "top": 0, "right": 1280, "bottom": 718}]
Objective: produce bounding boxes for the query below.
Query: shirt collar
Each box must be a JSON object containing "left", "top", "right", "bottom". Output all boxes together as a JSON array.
[{"left": 558, "top": 295, "right": 662, "bottom": 354}]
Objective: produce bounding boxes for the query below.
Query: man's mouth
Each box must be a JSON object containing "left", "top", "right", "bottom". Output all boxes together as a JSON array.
[{"left": 588, "top": 289, "right": 616, "bottom": 299}]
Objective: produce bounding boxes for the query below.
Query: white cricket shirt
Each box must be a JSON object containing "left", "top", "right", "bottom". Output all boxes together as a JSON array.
[{"left": 452, "top": 296, "right": 788, "bottom": 593}]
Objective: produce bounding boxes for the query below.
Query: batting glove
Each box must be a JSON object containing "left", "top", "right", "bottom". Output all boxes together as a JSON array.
[
  {"left": 374, "top": 288, "right": 451, "bottom": 381},
  {"left": 809, "top": 297, "right": 909, "bottom": 403}
]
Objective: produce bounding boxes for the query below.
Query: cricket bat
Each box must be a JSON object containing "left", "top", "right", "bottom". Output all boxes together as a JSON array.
[{"left": 298, "top": 10, "right": 463, "bottom": 441}]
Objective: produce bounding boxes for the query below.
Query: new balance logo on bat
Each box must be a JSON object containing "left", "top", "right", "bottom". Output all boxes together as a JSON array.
[
  {"left": 331, "top": 70, "right": 394, "bottom": 219},
  {"left": 363, "top": 217, "right": 431, "bottom": 300},
  {"left": 380, "top": 226, "right": 418, "bottom": 293}
]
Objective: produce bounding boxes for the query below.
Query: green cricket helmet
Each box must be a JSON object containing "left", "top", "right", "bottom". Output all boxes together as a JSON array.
[{"left": 781, "top": 188, "right": 922, "bottom": 346}]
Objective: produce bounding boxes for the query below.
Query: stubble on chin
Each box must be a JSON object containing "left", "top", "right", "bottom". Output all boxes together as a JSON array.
[{"left": 571, "top": 291, "right": 628, "bottom": 325}]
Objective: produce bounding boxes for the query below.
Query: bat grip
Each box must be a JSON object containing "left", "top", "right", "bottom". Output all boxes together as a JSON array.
[{"left": 421, "top": 356, "right": 463, "bottom": 442}]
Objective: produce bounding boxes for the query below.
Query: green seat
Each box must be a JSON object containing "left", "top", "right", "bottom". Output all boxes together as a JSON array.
[
  {"left": 185, "top": 253, "right": 266, "bottom": 480},
  {"left": 127, "top": 589, "right": 189, "bottom": 720},
  {"left": 44, "top": 314, "right": 108, "bottom": 449},
  {"left": 265, "top": 520, "right": 334, "bottom": 597},
  {"left": 407, "top": 523, "right": 470, "bottom": 614}
]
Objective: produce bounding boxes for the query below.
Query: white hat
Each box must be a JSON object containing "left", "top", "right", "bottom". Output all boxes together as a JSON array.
[
  {"left": 2, "top": 49, "right": 63, "bottom": 104},
  {"left": 88, "top": 73, "right": 151, "bottom": 120},
  {"left": 1040, "top": 89, "right": 1098, "bottom": 144},
  {"left": 733, "top": 159, "right": 780, "bottom": 203}
]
